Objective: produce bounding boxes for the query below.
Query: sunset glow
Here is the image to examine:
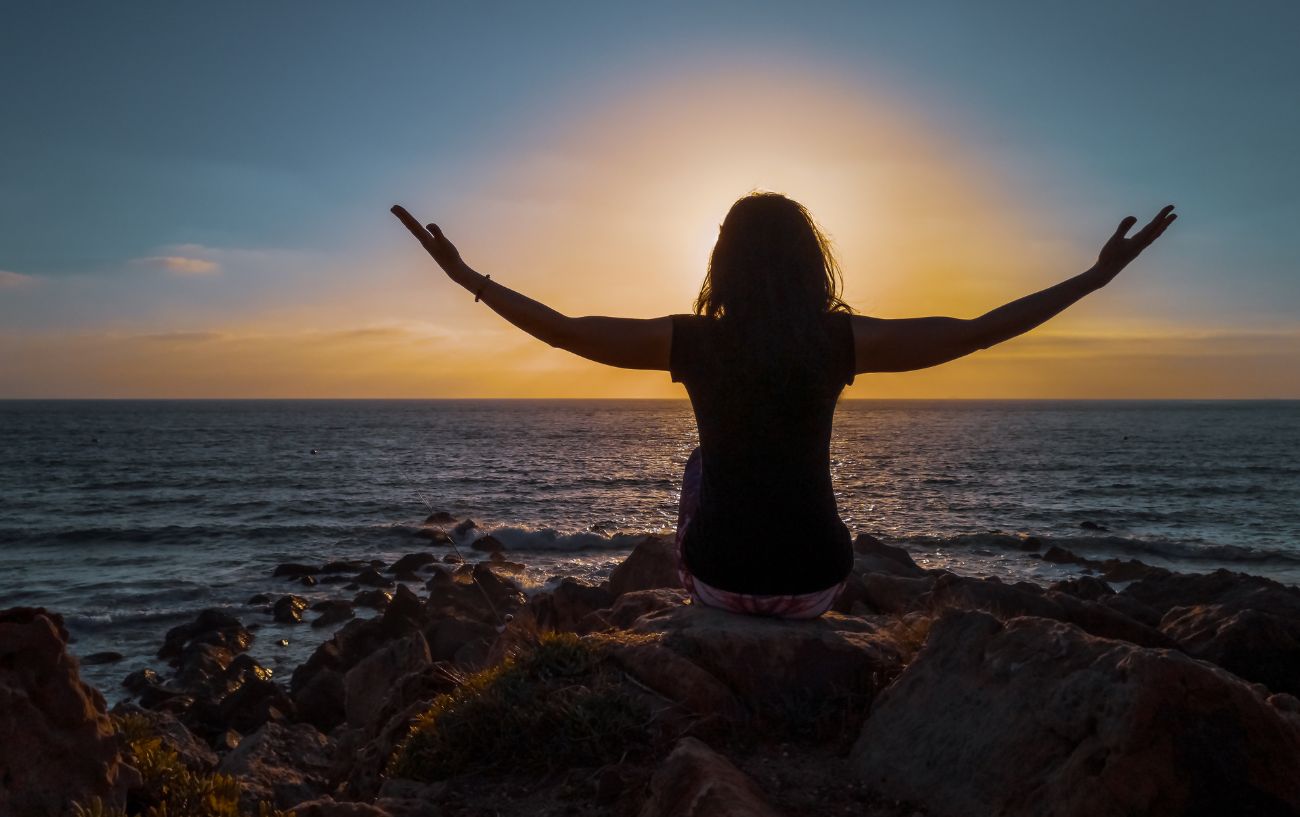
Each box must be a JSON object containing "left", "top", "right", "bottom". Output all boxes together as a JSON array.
[{"left": 3, "top": 6, "right": 1296, "bottom": 397}]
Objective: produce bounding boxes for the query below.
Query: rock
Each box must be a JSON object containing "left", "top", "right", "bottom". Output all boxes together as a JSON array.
[
  {"left": 572, "top": 587, "right": 690, "bottom": 633},
  {"left": 609, "top": 534, "right": 682, "bottom": 597},
  {"left": 923, "top": 572, "right": 1175, "bottom": 649},
  {"left": 441, "top": 554, "right": 462, "bottom": 563},
  {"left": 354, "top": 589, "right": 394, "bottom": 610},
  {"left": 424, "top": 511, "right": 456, "bottom": 524},
  {"left": 290, "top": 593, "right": 430, "bottom": 732},
  {"left": 121, "top": 667, "right": 164, "bottom": 695},
  {"left": 312, "top": 600, "right": 356, "bottom": 629},
  {"left": 292, "top": 667, "right": 347, "bottom": 733},
  {"left": 173, "top": 641, "right": 235, "bottom": 689},
  {"left": 248, "top": 593, "right": 272, "bottom": 604},
  {"left": 425, "top": 616, "right": 497, "bottom": 664},
  {"left": 108, "top": 703, "right": 218, "bottom": 771},
  {"left": 609, "top": 641, "right": 743, "bottom": 720},
  {"left": 320, "top": 574, "right": 349, "bottom": 584},
  {"left": 531, "top": 578, "right": 617, "bottom": 632},
  {"left": 217, "top": 673, "right": 296, "bottom": 735},
  {"left": 216, "top": 721, "right": 334, "bottom": 810},
  {"left": 337, "top": 666, "right": 459, "bottom": 799},
  {"left": 356, "top": 568, "right": 396, "bottom": 589},
  {"left": 289, "top": 797, "right": 393, "bottom": 816},
  {"left": 1096, "top": 558, "right": 1166, "bottom": 582},
  {"left": 1161, "top": 604, "right": 1300, "bottom": 696},
  {"left": 852, "top": 611, "right": 1300, "bottom": 817},
  {"left": 0, "top": 607, "right": 141, "bottom": 817},
  {"left": 452, "top": 518, "right": 477, "bottom": 536},
  {"left": 852, "top": 533, "right": 927, "bottom": 577},
  {"left": 471, "top": 534, "right": 504, "bottom": 552},
  {"left": 322, "top": 560, "right": 369, "bottom": 574},
  {"left": 859, "top": 573, "right": 937, "bottom": 614},
  {"left": 81, "top": 650, "right": 124, "bottom": 665},
  {"left": 425, "top": 563, "right": 526, "bottom": 624},
  {"left": 1048, "top": 575, "right": 1114, "bottom": 601},
  {"left": 300, "top": 575, "right": 318, "bottom": 587},
  {"left": 344, "top": 631, "right": 432, "bottom": 729},
  {"left": 638, "top": 737, "right": 783, "bottom": 817},
  {"left": 158, "top": 608, "right": 253, "bottom": 663},
  {"left": 382, "top": 584, "right": 428, "bottom": 631},
  {"left": 414, "top": 527, "right": 453, "bottom": 545},
  {"left": 1079, "top": 520, "right": 1108, "bottom": 531},
  {"left": 1041, "top": 545, "right": 1086, "bottom": 564},
  {"left": 388, "top": 552, "right": 436, "bottom": 573},
  {"left": 1121, "top": 568, "right": 1300, "bottom": 620},
  {"left": 274, "top": 594, "right": 310, "bottom": 624},
  {"left": 273, "top": 562, "right": 318, "bottom": 578},
  {"left": 631, "top": 605, "right": 903, "bottom": 732}
]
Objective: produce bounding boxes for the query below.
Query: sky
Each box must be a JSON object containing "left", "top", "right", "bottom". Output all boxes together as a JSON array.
[{"left": 1, "top": 1, "right": 1298, "bottom": 398}]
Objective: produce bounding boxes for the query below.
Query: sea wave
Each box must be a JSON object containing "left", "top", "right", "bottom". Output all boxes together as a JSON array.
[{"left": 891, "top": 531, "right": 1300, "bottom": 566}]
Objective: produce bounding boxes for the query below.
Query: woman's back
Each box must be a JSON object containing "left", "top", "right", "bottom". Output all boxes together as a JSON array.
[{"left": 669, "top": 310, "right": 857, "bottom": 595}]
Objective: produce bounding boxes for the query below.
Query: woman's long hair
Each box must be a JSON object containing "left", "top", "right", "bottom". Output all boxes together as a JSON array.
[{"left": 694, "top": 192, "right": 852, "bottom": 390}]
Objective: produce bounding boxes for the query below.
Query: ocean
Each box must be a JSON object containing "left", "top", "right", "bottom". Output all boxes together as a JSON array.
[{"left": 2, "top": 399, "right": 1298, "bottom": 701}]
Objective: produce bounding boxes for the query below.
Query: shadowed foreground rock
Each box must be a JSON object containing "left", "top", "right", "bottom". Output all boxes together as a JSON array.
[
  {"left": 852, "top": 610, "right": 1300, "bottom": 817},
  {"left": 0, "top": 607, "right": 141, "bottom": 817},
  {"left": 638, "top": 737, "right": 784, "bottom": 817},
  {"left": 632, "top": 603, "right": 904, "bottom": 733}
]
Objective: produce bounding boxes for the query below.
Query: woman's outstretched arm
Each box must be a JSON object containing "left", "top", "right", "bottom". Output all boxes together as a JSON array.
[
  {"left": 852, "top": 205, "right": 1178, "bottom": 373},
  {"left": 392, "top": 205, "right": 671, "bottom": 370}
]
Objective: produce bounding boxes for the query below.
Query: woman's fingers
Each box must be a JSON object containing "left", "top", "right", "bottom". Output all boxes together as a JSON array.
[
  {"left": 1136, "top": 205, "right": 1177, "bottom": 246},
  {"left": 1112, "top": 216, "right": 1138, "bottom": 241},
  {"left": 391, "top": 204, "right": 442, "bottom": 257}
]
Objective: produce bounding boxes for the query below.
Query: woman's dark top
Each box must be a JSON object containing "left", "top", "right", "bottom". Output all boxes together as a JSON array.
[{"left": 669, "top": 311, "right": 857, "bottom": 595}]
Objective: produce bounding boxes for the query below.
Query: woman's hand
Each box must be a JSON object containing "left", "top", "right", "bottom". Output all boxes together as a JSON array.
[
  {"left": 1093, "top": 204, "right": 1178, "bottom": 285},
  {"left": 391, "top": 204, "right": 470, "bottom": 283}
]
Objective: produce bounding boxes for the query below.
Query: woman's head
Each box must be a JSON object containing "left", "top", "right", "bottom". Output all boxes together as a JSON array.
[{"left": 694, "top": 192, "right": 851, "bottom": 321}]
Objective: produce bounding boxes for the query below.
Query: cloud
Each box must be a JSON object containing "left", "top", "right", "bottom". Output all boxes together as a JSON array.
[
  {"left": 137, "top": 255, "right": 221, "bottom": 276},
  {"left": 1, "top": 323, "right": 1298, "bottom": 398},
  {"left": 0, "top": 270, "right": 37, "bottom": 289}
]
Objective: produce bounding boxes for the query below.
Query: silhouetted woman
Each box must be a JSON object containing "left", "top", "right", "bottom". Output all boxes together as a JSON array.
[{"left": 392, "top": 193, "right": 1176, "bottom": 619}]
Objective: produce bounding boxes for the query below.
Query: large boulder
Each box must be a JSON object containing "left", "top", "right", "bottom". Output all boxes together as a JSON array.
[
  {"left": 216, "top": 721, "right": 334, "bottom": 810},
  {"left": 1121, "top": 568, "right": 1300, "bottom": 620},
  {"left": 530, "top": 577, "right": 617, "bottom": 632},
  {"left": 344, "top": 631, "right": 432, "bottom": 729},
  {"left": 157, "top": 608, "right": 252, "bottom": 663},
  {"left": 609, "top": 534, "right": 682, "bottom": 597},
  {"left": 638, "top": 737, "right": 783, "bottom": 817},
  {"left": 852, "top": 611, "right": 1300, "bottom": 817},
  {"left": 0, "top": 608, "right": 141, "bottom": 817},
  {"left": 1161, "top": 603, "right": 1300, "bottom": 696},
  {"left": 851, "top": 533, "right": 927, "bottom": 578},
  {"left": 631, "top": 604, "right": 903, "bottom": 733}
]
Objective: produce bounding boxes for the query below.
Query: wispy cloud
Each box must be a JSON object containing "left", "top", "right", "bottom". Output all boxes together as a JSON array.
[
  {"left": 136, "top": 255, "right": 221, "bottom": 276},
  {"left": 0, "top": 270, "right": 37, "bottom": 289}
]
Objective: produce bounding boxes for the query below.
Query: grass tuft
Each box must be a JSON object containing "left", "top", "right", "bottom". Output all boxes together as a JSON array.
[
  {"left": 70, "top": 713, "right": 294, "bottom": 817},
  {"left": 387, "top": 631, "right": 657, "bottom": 781}
]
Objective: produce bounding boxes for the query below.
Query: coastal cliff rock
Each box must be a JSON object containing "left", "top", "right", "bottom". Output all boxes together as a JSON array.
[
  {"left": 631, "top": 604, "right": 903, "bottom": 733},
  {"left": 0, "top": 607, "right": 141, "bottom": 817},
  {"left": 1160, "top": 603, "right": 1300, "bottom": 696},
  {"left": 859, "top": 569, "right": 1174, "bottom": 648},
  {"left": 609, "top": 534, "right": 683, "bottom": 596},
  {"left": 852, "top": 610, "right": 1300, "bottom": 817},
  {"left": 216, "top": 720, "right": 334, "bottom": 810},
  {"left": 638, "top": 737, "right": 784, "bottom": 817}
]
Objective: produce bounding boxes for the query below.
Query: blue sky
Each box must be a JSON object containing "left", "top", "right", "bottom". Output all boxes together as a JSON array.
[{"left": 2, "top": 1, "right": 1298, "bottom": 396}]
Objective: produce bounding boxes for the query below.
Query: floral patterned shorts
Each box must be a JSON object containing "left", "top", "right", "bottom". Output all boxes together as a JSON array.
[{"left": 675, "top": 447, "right": 844, "bottom": 619}]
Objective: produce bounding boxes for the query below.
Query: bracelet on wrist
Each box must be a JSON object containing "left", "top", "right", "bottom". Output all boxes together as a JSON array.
[{"left": 473, "top": 274, "right": 491, "bottom": 302}]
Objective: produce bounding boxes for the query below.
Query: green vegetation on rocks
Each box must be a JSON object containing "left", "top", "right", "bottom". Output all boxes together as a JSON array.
[
  {"left": 387, "top": 631, "right": 658, "bottom": 781},
  {"left": 71, "top": 713, "right": 294, "bottom": 817}
]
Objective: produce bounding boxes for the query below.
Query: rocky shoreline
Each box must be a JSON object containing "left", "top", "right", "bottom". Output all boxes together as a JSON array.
[{"left": 4, "top": 519, "right": 1300, "bottom": 817}]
